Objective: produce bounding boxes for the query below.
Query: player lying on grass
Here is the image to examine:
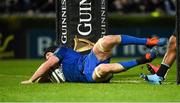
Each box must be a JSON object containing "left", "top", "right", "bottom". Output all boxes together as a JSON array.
[
  {"left": 141, "top": 34, "right": 176, "bottom": 84},
  {"left": 21, "top": 35, "right": 167, "bottom": 84}
]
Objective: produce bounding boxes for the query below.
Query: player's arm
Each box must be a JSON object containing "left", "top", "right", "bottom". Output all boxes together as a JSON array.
[{"left": 21, "top": 55, "right": 59, "bottom": 84}]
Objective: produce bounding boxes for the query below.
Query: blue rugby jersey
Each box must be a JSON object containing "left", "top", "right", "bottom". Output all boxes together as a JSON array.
[
  {"left": 54, "top": 47, "right": 111, "bottom": 82},
  {"left": 54, "top": 47, "right": 88, "bottom": 82}
]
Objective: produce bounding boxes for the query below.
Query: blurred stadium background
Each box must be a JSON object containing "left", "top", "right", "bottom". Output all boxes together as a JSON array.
[
  {"left": 0, "top": 0, "right": 176, "bottom": 59},
  {"left": 0, "top": 0, "right": 176, "bottom": 15}
]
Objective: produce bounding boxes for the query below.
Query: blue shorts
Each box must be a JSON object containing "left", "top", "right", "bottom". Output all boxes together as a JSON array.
[{"left": 83, "top": 51, "right": 111, "bottom": 82}]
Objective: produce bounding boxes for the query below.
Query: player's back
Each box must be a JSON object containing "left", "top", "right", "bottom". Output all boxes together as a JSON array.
[{"left": 54, "top": 47, "right": 88, "bottom": 82}]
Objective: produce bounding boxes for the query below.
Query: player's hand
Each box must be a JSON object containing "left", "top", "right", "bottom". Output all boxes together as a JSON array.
[{"left": 21, "top": 79, "right": 33, "bottom": 84}]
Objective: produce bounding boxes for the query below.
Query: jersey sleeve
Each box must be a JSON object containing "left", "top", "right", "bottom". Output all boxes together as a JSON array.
[{"left": 53, "top": 47, "right": 67, "bottom": 61}]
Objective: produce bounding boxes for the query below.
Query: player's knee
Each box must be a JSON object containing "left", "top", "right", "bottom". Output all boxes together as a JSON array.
[
  {"left": 96, "top": 35, "right": 119, "bottom": 52},
  {"left": 102, "top": 35, "right": 120, "bottom": 45},
  {"left": 168, "top": 36, "right": 176, "bottom": 51},
  {"left": 98, "top": 64, "right": 112, "bottom": 74},
  {"left": 93, "top": 64, "right": 113, "bottom": 82}
]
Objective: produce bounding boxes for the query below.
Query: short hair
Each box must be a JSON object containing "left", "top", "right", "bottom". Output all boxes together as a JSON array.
[{"left": 43, "top": 46, "right": 58, "bottom": 59}]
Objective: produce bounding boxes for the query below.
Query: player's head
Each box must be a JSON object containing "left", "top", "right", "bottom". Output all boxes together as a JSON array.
[{"left": 44, "top": 46, "right": 58, "bottom": 60}]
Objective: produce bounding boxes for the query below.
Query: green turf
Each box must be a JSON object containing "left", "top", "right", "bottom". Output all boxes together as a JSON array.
[{"left": 0, "top": 58, "right": 180, "bottom": 102}]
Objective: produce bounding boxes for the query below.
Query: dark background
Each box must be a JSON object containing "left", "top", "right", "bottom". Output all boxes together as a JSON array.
[{"left": 0, "top": 0, "right": 176, "bottom": 59}]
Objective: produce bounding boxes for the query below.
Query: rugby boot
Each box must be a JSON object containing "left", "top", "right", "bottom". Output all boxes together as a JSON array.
[
  {"left": 146, "top": 37, "right": 167, "bottom": 47},
  {"left": 146, "top": 63, "right": 160, "bottom": 74},
  {"left": 140, "top": 74, "right": 164, "bottom": 85},
  {"left": 145, "top": 46, "right": 158, "bottom": 62}
]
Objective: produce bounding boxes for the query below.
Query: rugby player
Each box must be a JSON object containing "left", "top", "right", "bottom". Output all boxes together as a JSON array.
[{"left": 21, "top": 35, "right": 167, "bottom": 84}]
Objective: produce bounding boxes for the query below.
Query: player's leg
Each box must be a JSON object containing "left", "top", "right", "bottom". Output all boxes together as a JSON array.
[
  {"left": 93, "top": 35, "right": 166, "bottom": 61},
  {"left": 92, "top": 63, "right": 123, "bottom": 82},
  {"left": 156, "top": 35, "right": 176, "bottom": 77},
  {"left": 95, "top": 35, "right": 167, "bottom": 52},
  {"left": 160, "top": 35, "right": 176, "bottom": 69},
  {"left": 142, "top": 35, "right": 176, "bottom": 84},
  {"left": 92, "top": 47, "right": 158, "bottom": 82},
  {"left": 119, "top": 35, "right": 167, "bottom": 46},
  {"left": 93, "top": 35, "right": 121, "bottom": 61}
]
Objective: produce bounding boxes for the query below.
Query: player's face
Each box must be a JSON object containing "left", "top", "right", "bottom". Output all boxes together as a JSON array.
[{"left": 46, "top": 52, "right": 54, "bottom": 60}]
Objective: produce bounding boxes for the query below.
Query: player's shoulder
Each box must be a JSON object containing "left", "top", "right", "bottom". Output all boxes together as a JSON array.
[{"left": 54, "top": 46, "right": 74, "bottom": 56}]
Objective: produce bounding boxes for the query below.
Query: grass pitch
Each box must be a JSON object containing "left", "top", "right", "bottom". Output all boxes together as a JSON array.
[{"left": 0, "top": 58, "right": 180, "bottom": 102}]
